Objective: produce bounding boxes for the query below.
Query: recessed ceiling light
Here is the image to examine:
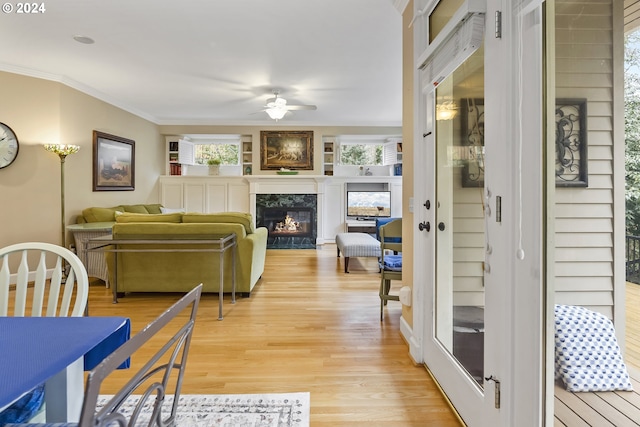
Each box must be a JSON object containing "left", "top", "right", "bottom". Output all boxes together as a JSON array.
[{"left": 73, "top": 35, "right": 95, "bottom": 44}]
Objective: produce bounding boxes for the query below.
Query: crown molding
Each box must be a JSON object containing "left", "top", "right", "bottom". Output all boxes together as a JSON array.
[
  {"left": 0, "top": 62, "right": 157, "bottom": 124},
  {"left": 391, "top": 0, "right": 409, "bottom": 13}
]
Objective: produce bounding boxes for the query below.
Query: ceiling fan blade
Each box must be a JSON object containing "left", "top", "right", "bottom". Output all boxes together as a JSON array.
[{"left": 286, "top": 105, "right": 317, "bottom": 111}]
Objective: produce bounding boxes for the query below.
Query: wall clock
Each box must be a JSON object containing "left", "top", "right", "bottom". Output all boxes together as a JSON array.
[{"left": 0, "top": 122, "right": 19, "bottom": 169}]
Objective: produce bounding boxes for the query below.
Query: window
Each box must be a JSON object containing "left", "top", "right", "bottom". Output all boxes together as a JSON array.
[
  {"left": 193, "top": 141, "right": 240, "bottom": 165},
  {"left": 339, "top": 143, "right": 384, "bottom": 166}
]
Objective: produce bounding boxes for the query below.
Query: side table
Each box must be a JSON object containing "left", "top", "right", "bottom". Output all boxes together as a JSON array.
[{"left": 67, "top": 222, "right": 114, "bottom": 286}]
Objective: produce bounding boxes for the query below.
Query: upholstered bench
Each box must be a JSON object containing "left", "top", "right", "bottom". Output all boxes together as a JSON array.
[{"left": 335, "top": 232, "right": 381, "bottom": 273}]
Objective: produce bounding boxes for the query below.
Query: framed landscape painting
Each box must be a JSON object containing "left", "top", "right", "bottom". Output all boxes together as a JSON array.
[
  {"left": 93, "top": 131, "right": 135, "bottom": 191},
  {"left": 260, "top": 130, "right": 313, "bottom": 170}
]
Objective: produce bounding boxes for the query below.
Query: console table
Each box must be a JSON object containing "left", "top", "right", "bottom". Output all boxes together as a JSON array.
[
  {"left": 67, "top": 222, "right": 113, "bottom": 286},
  {"left": 86, "top": 233, "right": 236, "bottom": 320},
  {"left": 345, "top": 219, "right": 377, "bottom": 235}
]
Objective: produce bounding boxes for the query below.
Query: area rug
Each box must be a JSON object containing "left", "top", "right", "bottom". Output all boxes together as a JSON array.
[{"left": 96, "top": 392, "right": 310, "bottom": 427}]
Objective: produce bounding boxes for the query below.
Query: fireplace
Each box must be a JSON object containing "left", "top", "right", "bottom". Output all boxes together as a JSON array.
[
  {"left": 263, "top": 208, "right": 313, "bottom": 238},
  {"left": 256, "top": 194, "right": 317, "bottom": 249}
]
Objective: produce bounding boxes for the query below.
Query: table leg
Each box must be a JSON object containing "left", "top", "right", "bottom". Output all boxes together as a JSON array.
[
  {"left": 112, "top": 247, "right": 118, "bottom": 304},
  {"left": 44, "top": 357, "right": 83, "bottom": 422},
  {"left": 218, "top": 249, "right": 224, "bottom": 320},
  {"left": 231, "top": 239, "right": 236, "bottom": 304}
]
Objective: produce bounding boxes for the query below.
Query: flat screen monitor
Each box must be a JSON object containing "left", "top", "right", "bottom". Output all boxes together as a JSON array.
[{"left": 346, "top": 191, "right": 391, "bottom": 219}]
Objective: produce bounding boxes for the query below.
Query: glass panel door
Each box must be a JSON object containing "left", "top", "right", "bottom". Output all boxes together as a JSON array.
[{"left": 435, "top": 45, "right": 485, "bottom": 385}]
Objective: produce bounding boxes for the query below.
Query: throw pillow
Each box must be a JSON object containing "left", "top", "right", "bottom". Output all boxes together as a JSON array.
[
  {"left": 115, "top": 212, "right": 183, "bottom": 223},
  {"left": 554, "top": 304, "right": 633, "bottom": 392},
  {"left": 144, "top": 204, "right": 164, "bottom": 214},
  {"left": 160, "top": 207, "right": 186, "bottom": 214},
  {"left": 82, "top": 206, "right": 121, "bottom": 223},
  {"left": 121, "top": 204, "right": 149, "bottom": 214}
]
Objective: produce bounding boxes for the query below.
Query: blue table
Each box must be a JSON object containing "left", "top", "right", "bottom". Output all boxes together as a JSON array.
[{"left": 0, "top": 316, "right": 130, "bottom": 423}]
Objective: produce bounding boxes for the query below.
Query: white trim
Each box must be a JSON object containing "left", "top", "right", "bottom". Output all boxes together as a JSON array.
[{"left": 612, "top": 0, "right": 627, "bottom": 346}]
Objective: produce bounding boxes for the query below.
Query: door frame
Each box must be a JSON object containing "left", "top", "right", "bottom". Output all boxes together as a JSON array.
[{"left": 411, "top": 1, "right": 548, "bottom": 425}]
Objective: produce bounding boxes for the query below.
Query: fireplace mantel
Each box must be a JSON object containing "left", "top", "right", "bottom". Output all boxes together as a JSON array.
[{"left": 244, "top": 175, "right": 329, "bottom": 195}]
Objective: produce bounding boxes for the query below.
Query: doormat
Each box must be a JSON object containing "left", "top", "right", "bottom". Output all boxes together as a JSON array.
[{"left": 97, "top": 392, "right": 310, "bottom": 427}]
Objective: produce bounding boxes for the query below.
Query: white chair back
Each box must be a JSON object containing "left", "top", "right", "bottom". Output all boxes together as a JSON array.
[{"left": 0, "top": 242, "right": 89, "bottom": 317}]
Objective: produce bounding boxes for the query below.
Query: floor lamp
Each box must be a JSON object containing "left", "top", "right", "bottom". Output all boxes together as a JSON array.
[{"left": 44, "top": 144, "right": 80, "bottom": 249}]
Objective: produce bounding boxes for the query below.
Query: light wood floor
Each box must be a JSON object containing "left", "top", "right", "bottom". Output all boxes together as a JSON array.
[
  {"left": 625, "top": 281, "right": 640, "bottom": 370},
  {"left": 86, "top": 246, "right": 462, "bottom": 427}
]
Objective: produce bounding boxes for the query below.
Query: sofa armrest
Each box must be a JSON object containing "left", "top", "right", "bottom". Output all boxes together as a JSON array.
[{"left": 241, "top": 227, "right": 268, "bottom": 286}]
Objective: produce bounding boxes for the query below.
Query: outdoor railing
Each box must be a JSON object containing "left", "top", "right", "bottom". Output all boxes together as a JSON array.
[{"left": 627, "top": 235, "right": 640, "bottom": 284}]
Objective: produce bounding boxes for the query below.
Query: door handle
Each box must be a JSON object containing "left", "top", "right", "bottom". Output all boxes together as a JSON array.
[
  {"left": 438, "top": 222, "right": 445, "bottom": 231},
  {"left": 418, "top": 221, "right": 430, "bottom": 232}
]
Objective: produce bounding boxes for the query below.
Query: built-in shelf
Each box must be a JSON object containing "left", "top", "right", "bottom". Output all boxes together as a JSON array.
[
  {"left": 242, "top": 136, "right": 253, "bottom": 175},
  {"left": 323, "top": 138, "right": 335, "bottom": 176}
]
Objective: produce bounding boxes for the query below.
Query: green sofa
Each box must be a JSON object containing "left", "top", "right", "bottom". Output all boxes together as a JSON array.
[{"left": 77, "top": 207, "right": 267, "bottom": 297}]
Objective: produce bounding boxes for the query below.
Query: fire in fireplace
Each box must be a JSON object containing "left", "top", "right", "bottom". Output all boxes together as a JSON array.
[
  {"left": 263, "top": 208, "right": 312, "bottom": 238},
  {"left": 256, "top": 193, "right": 317, "bottom": 249}
]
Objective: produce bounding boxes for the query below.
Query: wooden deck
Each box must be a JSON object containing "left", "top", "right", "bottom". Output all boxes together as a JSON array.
[{"left": 553, "top": 282, "right": 640, "bottom": 426}]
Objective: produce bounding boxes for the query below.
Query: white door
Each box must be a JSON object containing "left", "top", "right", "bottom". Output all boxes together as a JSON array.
[{"left": 413, "top": 1, "right": 546, "bottom": 425}]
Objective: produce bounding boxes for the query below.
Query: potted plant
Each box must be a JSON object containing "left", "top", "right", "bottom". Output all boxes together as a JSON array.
[{"left": 207, "top": 158, "right": 221, "bottom": 175}]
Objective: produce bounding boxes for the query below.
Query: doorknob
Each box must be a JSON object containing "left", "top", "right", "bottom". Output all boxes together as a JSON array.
[
  {"left": 438, "top": 222, "right": 445, "bottom": 231},
  {"left": 418, "top": 221, "right": 430, "bottom": 232}
]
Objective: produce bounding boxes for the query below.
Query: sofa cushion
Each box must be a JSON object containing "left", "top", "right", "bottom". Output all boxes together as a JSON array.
[
  {"left": 182, "top": 212, "right": 255, "bottom": 234},
  {"left": 122, "top": 205, "right": 148, "bottom": 213},
  {"left": 81, "top": 206, "right": 124, "bottom": 223},
  {"left": 115, "top": 212, "right": 183, "bottom": 223}
]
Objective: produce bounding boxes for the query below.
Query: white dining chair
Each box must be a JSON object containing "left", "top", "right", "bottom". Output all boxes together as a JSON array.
[{"left": 0, "top": 242, "right": 89, "bottom": 317}]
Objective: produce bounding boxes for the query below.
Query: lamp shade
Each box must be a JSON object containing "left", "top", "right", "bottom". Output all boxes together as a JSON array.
[
  {"left": 265, "top": 96, "right": 288, "bottom": 120},
  {"left": 44, "top": 144, "right": 80, "bottom": 158}
]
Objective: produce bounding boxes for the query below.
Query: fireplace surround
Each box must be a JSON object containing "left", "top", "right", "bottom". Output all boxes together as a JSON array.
[{"left": 256, "top": 194, "right": 317, "bottom": 249}]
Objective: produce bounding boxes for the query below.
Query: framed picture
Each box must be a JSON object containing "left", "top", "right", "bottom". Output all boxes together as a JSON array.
[
  {"left": 92, "top": 130, "right": 135, "bottom": 191},
  {"left": 555, "top": 99, "right": 588, "bottom": 187},
  {"left": 461, "top": 98, "right": 485, "bottom": 188},
  {"left": 260, "top": 130, "right": 313, "bottom": 170}
]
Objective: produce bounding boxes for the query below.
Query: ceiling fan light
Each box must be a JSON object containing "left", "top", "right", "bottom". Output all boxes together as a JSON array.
[{"left": 266, "top": 107, "right": 287, "bottom": 120}]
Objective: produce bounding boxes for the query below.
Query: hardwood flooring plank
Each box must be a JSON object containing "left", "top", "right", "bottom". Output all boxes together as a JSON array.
[
  {"left": 85, "top": 247, "right": 462, "bottom": 426},
  {"left": 554, "top": 397, "right": 590, "bottom": 426},
  {"left": 579, "top": 392, "right": 640, "bottom": 426},
  {"left": 554, "top": 382, "right": 616, "bottom": 426}
]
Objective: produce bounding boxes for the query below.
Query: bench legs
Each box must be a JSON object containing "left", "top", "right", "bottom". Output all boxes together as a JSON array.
[{"left": 336, "top": 246, "right": 350, "bottom": 273}]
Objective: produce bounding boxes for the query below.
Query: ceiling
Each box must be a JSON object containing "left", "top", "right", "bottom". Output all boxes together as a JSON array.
[{"left": 0, "top": 0, "right": 403, "bottom": 127}]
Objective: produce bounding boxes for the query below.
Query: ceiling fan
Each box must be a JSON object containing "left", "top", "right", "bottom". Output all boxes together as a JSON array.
[{"left": 260, "top": 90, "right": 317, "bottom": 121}]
